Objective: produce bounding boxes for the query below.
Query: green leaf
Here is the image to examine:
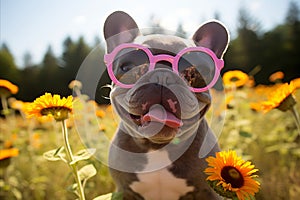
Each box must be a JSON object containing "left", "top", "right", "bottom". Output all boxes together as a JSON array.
[
  {"left": 239, "top": 130, "right": 252, "bottom": 138},
  {"left": 43, "top": 147, "right": 66, "bottom": 162},
  {"left": 0, "top": 180, "right": 4, "bottom": 187},
  {"left": 93, "top": 192, "right": 123, "bottom": 200},
  {"left": 1, "top": 108, "right": 12, "bottom": 116},
  {"left": 70, "top": 148, "right": 96, "bottom": 165},
  {"left": 266, "top": 143, "right": 297, "bottom": 153},
  {"left": 54, "top": 146, "right": 65, "bottom": 156},
  {"left": 66, "top": 183, "right": 78, "bottom": 193},
  {"left": 78, "top": 164, "right": 97, "bottom": 181},
  {"left": 292, "top": 148, "right": 300, "bottom": 157},
  {"left": 11, "top": 187, "right": 22, "bottom": 200},
  {"left": 249, "top": 194, "right": 256, "bottom": 200}
]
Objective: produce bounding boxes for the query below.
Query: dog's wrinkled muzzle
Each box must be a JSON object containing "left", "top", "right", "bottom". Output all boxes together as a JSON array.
[{"left": 111, "top": 69, "right": 210, "bottom": 144}]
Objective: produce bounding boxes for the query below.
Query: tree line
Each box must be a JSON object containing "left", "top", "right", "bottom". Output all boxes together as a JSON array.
[
  {"left": 224, "top": 2, "right": 300, "bottom": 85},
  {"left": 1, "top": 1, "right": 299, "bottom": 104}
]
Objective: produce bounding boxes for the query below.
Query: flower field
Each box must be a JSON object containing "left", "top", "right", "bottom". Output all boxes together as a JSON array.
[{"left": 1, "top": 74, "right": 300, "bottom": 200}]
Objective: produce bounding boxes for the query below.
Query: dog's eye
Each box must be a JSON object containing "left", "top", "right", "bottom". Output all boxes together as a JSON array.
[
  {"left": 112, "top": 48, "right": 150, "bottom": 85},
  {"left": 120, "top": 63, "right": 135, "bottom": 72},
  {"left": 180, "top": 66, "right": 207, "bottom": 88},
  {"left": 178, "top": 51, "right": 215, "bottom": 89},
  {"left": 115, "top": 63, "right": 149, "bottom": 84}
]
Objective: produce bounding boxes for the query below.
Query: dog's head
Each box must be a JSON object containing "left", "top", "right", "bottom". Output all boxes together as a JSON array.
[{"left": 103, "top": 11, "right": 229, "bottom": 146}]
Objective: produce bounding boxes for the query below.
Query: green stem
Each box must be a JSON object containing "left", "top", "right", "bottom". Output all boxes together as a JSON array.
[
  {"left": 61, "top": 120, "right": 85, "bottom": 200},
  {"left": 0, "top": 95, "right": 9, "bottom": 141},
  {"left": 74, "top": 87, "right": 82, "bottom": 97},
  {"left": 290, "top": 106, "right": 300, "bottom": 135},
  {"left": 1, "top": 95, "right": 9, "bottom": 117}
]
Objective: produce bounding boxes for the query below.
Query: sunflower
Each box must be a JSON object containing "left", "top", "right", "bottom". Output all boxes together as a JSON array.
[
  {"left": 204, "top": 150, "right": 260, "bottom": 200},
  {"left": 250, "top": 82, "right": 296, "bottom": 113},
  {"left": 68, "top": 80, "right": 82, "bottom": 90},
  {"left": 96, "top": 109, "right": 106, "bottom": 118},
  {"left": 0, "top": 148, "right": 19, "bottom": 160},
  {"left": 9, "top": 98, "right": 24, "bottom": 110},
  {"left": 269, "top": 71, "right": 284, "bottom": 83},
  {"left": 25, "top": 93, "right": 73, "bottom": 121},
  {"left": 0, "top": 140, "right": 19, "bottom": 168},
  {"left": 291, "top": 78, "right": 300, "bottom": 89},
  {"left": 0, "top": 79, "right": 19, "bottom": 95},
  {"left": 223, "top": 70, "right": 249, "bottom": 88}
]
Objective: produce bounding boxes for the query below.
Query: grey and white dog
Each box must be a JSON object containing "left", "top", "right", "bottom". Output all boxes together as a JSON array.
[{"left": 103, "top": 11, "right": 229, "bottom": 200}]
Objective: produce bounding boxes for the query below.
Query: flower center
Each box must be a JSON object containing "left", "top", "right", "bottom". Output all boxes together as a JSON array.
[
  {"left": 221, "top": 166, "right": 244, "bottom": 188},
  {"left": 41, "top": 107, "right": 71, "bottom": 121},
  {"left": 230, "top": 77, "right": 240, "bottom": 82}
]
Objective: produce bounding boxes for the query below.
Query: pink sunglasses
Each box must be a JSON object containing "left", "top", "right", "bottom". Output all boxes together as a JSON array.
[{"left": 104, "top": 43, "right": 224, "bottom": 92}]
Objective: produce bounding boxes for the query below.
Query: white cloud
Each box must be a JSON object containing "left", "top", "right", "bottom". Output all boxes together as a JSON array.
[
  {"left": 160, "top": 16, "right": 178, "bottom": 31},
  {"left": 175, "top": 8, "right": 192, "bottom": 18},
  {"left": 249, "top": 1, "right": 262, "bottom": 12},
  {"left": 73, "top": 15, "right": 87, "bottom": 25}
]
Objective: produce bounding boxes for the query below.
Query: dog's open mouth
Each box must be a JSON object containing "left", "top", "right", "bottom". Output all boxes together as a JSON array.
[
  {"left": 127, "top": 104, "right": 183, "bottom": 143},
  {"left": 130, "top": 104, "right": 182, "bottom": 128}
]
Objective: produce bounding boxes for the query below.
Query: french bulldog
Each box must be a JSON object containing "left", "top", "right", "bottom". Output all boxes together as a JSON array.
[{"left": 103, "top": 11, "right": 229, "bottom": 200}]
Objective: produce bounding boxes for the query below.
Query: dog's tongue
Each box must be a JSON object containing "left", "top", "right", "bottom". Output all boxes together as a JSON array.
[{"left": 142, "top": 105, "right": 182, "bottom": 128}]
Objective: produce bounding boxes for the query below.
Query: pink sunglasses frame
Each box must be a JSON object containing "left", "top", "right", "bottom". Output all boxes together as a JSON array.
[{"left": 104, "top": 43, "right": 224, "bottom": 92}]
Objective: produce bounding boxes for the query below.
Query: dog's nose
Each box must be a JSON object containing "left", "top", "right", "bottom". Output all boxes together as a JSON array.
[{"left": 148, "top": 69, "right": 177, "bottom": 86}]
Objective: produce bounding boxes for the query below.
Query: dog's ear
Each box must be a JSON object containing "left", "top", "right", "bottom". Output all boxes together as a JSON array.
[
  {"left": 192, "top": 21, "right": 229, "bottom": 59},
  {"left": 104, "top": 11, "right": 140, "bottom": 53}
]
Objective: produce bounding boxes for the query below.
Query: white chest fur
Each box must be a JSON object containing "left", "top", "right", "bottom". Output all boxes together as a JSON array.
[{"left": 129, "top": 150, "right": 194, "bottom": 200}]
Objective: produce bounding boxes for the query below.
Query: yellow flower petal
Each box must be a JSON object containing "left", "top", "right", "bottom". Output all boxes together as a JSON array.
[
  {"left": 250, "top": 82, "right": 296, "bottom": 113},
  {"left": 24, "top": 93, "right": 73, "bottom": 121},
  {"left": 291, "top": 77, "right": 300, "bottom": 89},
  {"left": 0, "top": 79, "right": 18, "bottom": 94},
  {"left": 269, "top": 71, "right": 284, "bottom": 82},
  {"left": 205, "top": 150, "right": 260, "bottom": 199},
  {"left": 223, "top": 70, "right": 249, "bottom": 88},
  {"left": 0, "top": 148, "right": 19, "bottom": 160}
]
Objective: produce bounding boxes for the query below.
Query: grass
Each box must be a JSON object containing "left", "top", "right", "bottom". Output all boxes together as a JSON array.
[{"left": 1, "top": 87, "right": 300, "bottom": 200}]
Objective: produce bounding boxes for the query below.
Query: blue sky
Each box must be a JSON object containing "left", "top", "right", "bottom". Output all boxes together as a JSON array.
[{"left": 0, "top": 0, "right": 292, "bottom": 67}]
